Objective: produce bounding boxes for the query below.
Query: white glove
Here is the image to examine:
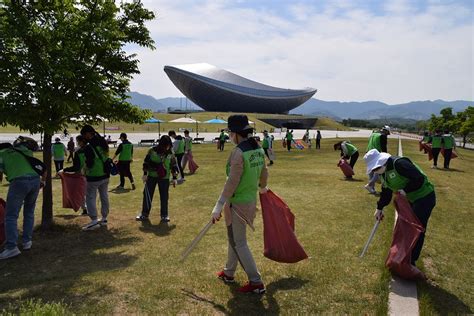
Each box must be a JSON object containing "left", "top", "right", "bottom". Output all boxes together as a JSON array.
[
  {"left": 142, "top": 175, "right": 148, "bottom": 183},
  {"left": 259, "top": 187, "right": 269, "bottom": 194},
  {"left": 398, "top": 189, "right": 406, "bottom": 196},
  {"left": 374, "top": 209, "right": 384, "bottom": 221},
  {"left": 211, "top": 199, "right": 225, "bottom": 223}
]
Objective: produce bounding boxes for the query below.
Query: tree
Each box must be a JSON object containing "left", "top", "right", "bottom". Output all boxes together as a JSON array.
[
  {"left": 0, "top": 0, "right": 155, "bottom": 228},
  {"left": 457, "top": 106, "right": 474, "bottom": 148}
]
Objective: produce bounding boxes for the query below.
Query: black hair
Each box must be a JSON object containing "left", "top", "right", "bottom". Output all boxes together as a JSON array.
[
  {"left": 236, "top": 128, "right": 258, "bottom": 149},
  {"left": 168, "top": 130, "right": 176, "bottom": 137},
  {"left": 334, "top": 141, "right": 343, "bottom": 151},
  {"left": 155, "top": 135, "right": 172, "bottom": 155},
  {"left": 76, "top": 135, "right": 85, "bottom": 143},
  {"left": 0, "top": 143, "right": 13, "bottom": 150},
  {"left": 184, "top": 130, "right": 189, "bottom": 135}
]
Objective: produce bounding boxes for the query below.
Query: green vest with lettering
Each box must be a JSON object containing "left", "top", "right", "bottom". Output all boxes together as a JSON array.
[
  {"left": 431, "top": 135, "right": 442, "bottom": 148},
  {"left": 52, "top": 143, "right": 65, "bottom": 160},
  {"left": 85, "top": 145, "right": 108, "bottom": 177},
  {"left": 442, "top": 134, "right": 454, "bottom": 149},
  {"left": 226, "top": 141, "right": 265, "bottom": 204},
  {"left": 147, "top": 149, "right": 172, "bottom": 179},
  {"left": 119, "top": 143, "right": 133, "bottom": 161},
  {"left": 367, "top": 132, "right": 382, "bottom": 152},
  {"left": 0, "top": 147, "right": 37, "bottom": 181},
  {"left": 344, "top": 142, "right": 358, "bottom": 156},
  {"left": 382, "top": 157, "right": 434, "bottom": 203}
]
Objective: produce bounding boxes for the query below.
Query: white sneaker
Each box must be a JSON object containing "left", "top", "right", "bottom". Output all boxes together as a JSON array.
[
  {"left": 0, "top": 247, "right": 21, "bottom": 260},
  {"left": 99, "top": 218, "right": 108, "bottom": 227},
  {"left": 23, "top": 241, "right": 32, "bottom": 251},
  {"left": 82, "top": 220, "right": 100, "bottom": 231},
  {"left": 364, "top": 184, "right": 376, "bottom": 194}
]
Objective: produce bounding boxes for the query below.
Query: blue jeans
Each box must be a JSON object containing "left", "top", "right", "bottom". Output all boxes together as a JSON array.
[{"left": 5, "top": 176, "right": 40, "bottom": 249}]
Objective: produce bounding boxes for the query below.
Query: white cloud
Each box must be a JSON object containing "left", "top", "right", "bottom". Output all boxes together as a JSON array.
[{"left": 128, "top": 1, "right": 473, "bottom": 104}]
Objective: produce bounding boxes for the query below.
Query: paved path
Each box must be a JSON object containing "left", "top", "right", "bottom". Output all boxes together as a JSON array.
[{"left": 388, "top": 137, "right": 419, "bottom": 316}]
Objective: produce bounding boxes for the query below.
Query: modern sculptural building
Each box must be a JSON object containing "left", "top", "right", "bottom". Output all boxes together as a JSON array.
[{"left": 164, "top": 63, "right": 317, "bottom": 114}]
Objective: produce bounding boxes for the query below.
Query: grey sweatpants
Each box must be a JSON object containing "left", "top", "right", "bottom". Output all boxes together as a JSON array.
[
  {"left": 86, "top": 178, "right": 110, "bottom": 220},
  {"left": 224, "top": 209, "right": 262, "bottom": 284}
]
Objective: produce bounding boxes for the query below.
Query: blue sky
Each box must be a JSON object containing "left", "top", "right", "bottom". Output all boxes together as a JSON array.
[{"left": 128, "top": 0, "right": 473, "bottom": 104}]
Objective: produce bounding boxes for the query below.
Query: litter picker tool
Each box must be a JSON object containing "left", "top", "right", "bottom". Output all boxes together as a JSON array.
[
  {"left": 180, "top": 220, "right": 213, "bottom": 262},
  {"left": 359, "top": 220, "right": 381, "bottom": 258}
]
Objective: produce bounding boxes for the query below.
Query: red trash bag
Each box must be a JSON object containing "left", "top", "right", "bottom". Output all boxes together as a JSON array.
[
  {"left": 259, "top": 190, "right": 308, "bottom": 263},
  {"left": 441, "top": 148, "right": 458, "bottom": 159},
  {"left": 422, "top": 143, "right": 433, "bottom": 160},
  {"left": 188, "top": 152, "right": 199, "bottom": 174},
  {"left": 0, "top": 198, "right": 6, "bottom": 246},
  {"left": 337, "top": 158, "right": 354, "bottom": 177},
  {"left": 59, "top": 173, "right": 86, "bottom": 211},
  {"left": 385, "top": 193, "right": 426, "bottom": 280},
  {"left": 418, "top": 142, "right": 423, "bottom": 152}
]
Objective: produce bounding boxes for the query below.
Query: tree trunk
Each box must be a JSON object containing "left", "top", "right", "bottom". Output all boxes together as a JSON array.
[{"left": 41, "top": 133, "right": 54, "bottom": 229}]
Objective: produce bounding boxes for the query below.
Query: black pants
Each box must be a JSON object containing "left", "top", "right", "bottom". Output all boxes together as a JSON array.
[
  {"left": 263, "top": 148, "right": 273, "bottom": 163},
  {"left": 443, "top": 148, "right": 452, "bottom": 168},
  {"left": 316, "top": 139, "right": 321, "bottom": 149},
  {"left": 54, "top": 160, "right": 64, "bottom": 173},
  {"left": 118, "top": 161, "right": 134, "bottom": 187},
  {"left": 142, "top": 177, "right": 170, "bottom": 218},
  {"left": 410, "top": 191, "right": 436, "bottom": 264},
  {"left": 286, "top": 140, "right": 291, "bottom": 151},
  {"left": 175, "top": 153, "right": 184, "bottom": 178},
  {"left": 219, "top": 141, "right": 225, "bottom": 151},
  {"left": 349, "top": 151, "right": 359, "bottom": 169},
  {"left": 67, "top": 150, "right": 74, "bottom": 162},
  {"left": 432, "top": 148, "right": 441, "bottom": 166}
]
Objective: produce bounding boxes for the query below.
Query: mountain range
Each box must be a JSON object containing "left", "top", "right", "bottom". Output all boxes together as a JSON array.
[{"left": 127, "top": 91, "right": 471, "bottom": 121}]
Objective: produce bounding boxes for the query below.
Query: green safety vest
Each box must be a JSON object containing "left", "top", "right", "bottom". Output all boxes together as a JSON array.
[
  {"left": 442, "top": 134, "right": 454, "bottom": 149},
  {"left": 422, "top": 136, "right": 430, "bottom": 142},
  {"left": 175, "top": 139, "right": 185, "bottom": 155},
  {"left": 262, "top": 137, "right": 269, "bottom": 149},
  {"left": 185, "top": 137, "right": 193, "bottom": 151},
  {"left": 367, "top": 132, "right": 382, "bottom": 152},
  {"left": 382, "top": 157, "right": 434, "bottom": 203},
  {"left": 147, "top": 149, "right": 172, "bottom": 179},
  {"left": 343, "top": 141, "right": 358, "bottom": 157},
  {"left": 286, "top": 133, "right": 293, "bottom": 141},
  {"left": 226, "top": 140, "right": 265, "bottom": 204},
  {"left": 431, "top": 135, "right": 442, "bottom": 149},
  {"left": 0, "top": 147, "right": 37, "bottom": 181},
  {"left": 52, "top": 143, "right": 65, "bottom": 160},
  {"left": 119, "top": 143, "right": 133, "bottom": 161},
  {"left": 219, "top": 133, "right": 226, "bottom": 141},
  {"left": 85, "top": 145, "right": 108, "bottom": 178}
]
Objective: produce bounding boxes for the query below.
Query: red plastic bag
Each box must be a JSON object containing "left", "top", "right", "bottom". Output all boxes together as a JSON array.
[
  {"left": 441, "top": 148, "right": 458, "bottom": 159},
  {"left": 337, "top": 158, "right": 354, "bottom": 177},
  {"left": 59, "top": 173, "right": 86, "bottom": 211},
  {"left": 422, "top": 143, "right": 433, "bottom": 160},
  {"left": 0, "top": 198, "right": 5, "bottom": 246},
  {"left": 385, "top": 193, "right": 426, "bottom": 280},
  {"left": 259, "top": 190, "right": 308, "bottom": 263},
  {"left": 187, "top": 152, "right": 199, "bottom": 174},
  {"left": 418, "top": 142, "right": 423, "bottom": 152}
]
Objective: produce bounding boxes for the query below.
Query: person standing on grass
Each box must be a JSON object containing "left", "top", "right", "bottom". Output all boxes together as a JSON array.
[
  {"left": 364, "top": 126, "right": 390, "bottom": 194},
  {"left": 334, "top": 140, "right": 359, "bottom": 177},
  {"left": 442, "top": 130, "right": 455, "bottom": 170},
  {"left": 364, "top": 149, "right": 436, "bottom": 266},
  {"left": 63, "top": 135, "right": 88, "bottom": 215},
  {"left": 211, "top": 114, "right": 268, "bottom": 294},
  {"left": 218, "top": 129, "right": 227, "bottom": 151},
  {"left": 181, "top": 130, "right": 193, "bottom": 171},
  {"left": 428, "top": 130, "right": 442, "bottom": 169},
  {"left": 51, "top": 137, "right": 66, "bottom": 176},
  {"left": 136, "top": 135, "right": 178, "bottom": 222},
  {"left": 285, "top": 129, "right": 293, "bottom": 151},
  {"left": 168, "top": 130, "right": 185, "bottom": 181},
  {"left": 262, "top": 130, "right": 274, "bottom": 165},
  {"left": 79, "top": 125, "right": 110, "bottom": 231},
  {"left": 67, "top": 137, "right": 75, "bottom": 163},
  {"left": 0, "top": 142, "right": 44, "bottom": 260},
  {"left": 316, "top": 130, "right": 322, "bottom": 149},
  {"left": 112, "top": 133, "right": 135, "bottom": 190}
]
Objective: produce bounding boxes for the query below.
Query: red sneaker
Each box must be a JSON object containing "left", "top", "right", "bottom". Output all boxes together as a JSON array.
[
  {"left": 217, "top": 271, "right": 235, "bottom": 283},
  {"left": 238, "top": 282, "right": 266, "bottom": 294}
]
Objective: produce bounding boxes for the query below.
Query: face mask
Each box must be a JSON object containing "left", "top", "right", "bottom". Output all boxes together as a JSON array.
[{"left": 374, "top": 166, "right": 386, "bottom": 175}]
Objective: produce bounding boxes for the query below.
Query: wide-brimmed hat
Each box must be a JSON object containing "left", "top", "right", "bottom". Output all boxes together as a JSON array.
[
  {"left": 381, "top": 125, "right": 391, "bottom": 135},
  {"left": 228, "top": 115, "right": 252, "bottom": 132},
  {"left": 364, "top": 149, "right": 391, "bottom": 174}
]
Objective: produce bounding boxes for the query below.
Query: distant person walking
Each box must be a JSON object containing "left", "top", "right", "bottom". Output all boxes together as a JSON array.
[
  {"left": 316, "top": 130, "right": 322, "bottom": 149},
  {"left": 181, "top": 130, "right": 193, "bottom": 171},
  {"left": 112, "top": 133, "right": 135, "bottom": 190},
  {"left": 52, "top": 137, "right": 66, "bottom": 176},
  {"left": 67, "top": 137, "right": 75, "bottom": 163},
  {"left": 169, "top": 130, "right": 185, "bottom": 180},
  {"left": 218, "top": 130, "right": 227, "bottom": 151},
  {"left": 364, "top": 126, "right": 390, "bottom": 194},
  {"left": 262, "top": 130, "right": 274, "bottom": 165},
  {"left": 285, "top": 130, "right": 293, "bottom": 151},
  {"left": 442, "top": 130, "right": 455, "bottom": 169},
  {"left": 428, "top": 130, "right": 442, "bottom": 169}
]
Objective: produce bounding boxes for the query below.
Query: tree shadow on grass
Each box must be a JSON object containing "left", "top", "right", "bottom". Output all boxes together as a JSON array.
[
  {"left": 55, "top": 214, "right": 81, "bottom": 220},
  {"left": 109, "top": 188, "right": 132, "bottom": 194},
  {"left": 138, "top": 220, "right": 176, "bottom": 237},
  {"left": 0, "top": 224, "right": 139, "bottom": 311},
  {"left": 419, "top": 280, "right": 472, "bottom": 314},
  {"left": 338, "top": 178, "right": 364, "bottom": 182}
]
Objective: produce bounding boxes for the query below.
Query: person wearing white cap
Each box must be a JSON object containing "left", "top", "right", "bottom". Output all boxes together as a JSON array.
[
  {"left": 364, "top": 149, "right": 436, "bottom": 266},
  {"left": 364, "top": 126, "right": 390, "bottom": 194}
]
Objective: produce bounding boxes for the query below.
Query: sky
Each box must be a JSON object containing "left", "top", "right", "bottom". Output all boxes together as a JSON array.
[{"left": 126, "top": 0, "right": 473, "bottom": 104}]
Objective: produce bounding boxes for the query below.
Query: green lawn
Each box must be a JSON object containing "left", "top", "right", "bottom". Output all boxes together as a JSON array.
[{"left": 0, "top": 139, "right": 472, "bottom": 314}]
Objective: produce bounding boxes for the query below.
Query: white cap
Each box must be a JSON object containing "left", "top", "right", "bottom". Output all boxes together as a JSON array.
[{"left": 364, "top": 149, "right": 391, "bottom": 174}]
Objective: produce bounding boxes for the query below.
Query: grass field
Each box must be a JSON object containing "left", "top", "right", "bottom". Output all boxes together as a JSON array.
[{"left": 0, "top": 138, "right": 472, "bottom": 314}]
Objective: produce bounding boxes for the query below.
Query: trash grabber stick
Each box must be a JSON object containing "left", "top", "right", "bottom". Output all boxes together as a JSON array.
[
  {"left": 144, "top": 183, "right": 152, "bottom": 211},
  {"left": 359, "top": 220, "right": 381, "bottom": 258},
  {"left": 180, "top": 220, "right": 213, "bottom": 262}
]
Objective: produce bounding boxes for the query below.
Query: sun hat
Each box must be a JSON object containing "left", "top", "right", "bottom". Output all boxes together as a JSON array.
[
  {"left": 364, "top": 149, "right": 391, "bottom": 174},
  {"left": 382, "top": 125, "right": 391, "bottom": 135},
  {"left": 228, "top": 115, "right": 252, "bottom": 133}
]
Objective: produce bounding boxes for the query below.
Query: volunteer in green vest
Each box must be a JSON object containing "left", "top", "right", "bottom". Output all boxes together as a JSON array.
[
  {"left": 442, "top": 130, "right": 456, "bottom": 169},
  {"left": 364, "top": 149, "right": 436, "bottom": 265},
  {"left": 79, "top": 125, "right": 110, "bottom": 231},
  {"left": 262, "top": 130, "right": 274, "bottom": 165},
  {"left": 421, "top": 131, "right": 431, "bottom": 143},
  {"left": 211, "top": 115, "right": 268, "bottom": 294},
  {"left": 136, "top": 135, "right": 178, "bottom": 222},
  {"left": 51, "top": 137, "right": 66, "bottom": 176},
  {"left": 428, "top": 130, "right": 443, "bottom": 169},
  {"left": 364, "top": 126, "right": 390, "bottom": 194},
  {"left": 168, "top": 130, "right": 185, "bottom": 181},
  {"left": 0, "top": 142, "right": 44, "bottom": 259},
  {"left": 218, "top": 129, "right": 227, "bottom": 151},
  {"left": 63, "top": 135, "right": 88, "bottom": 215},
  {"left": 334, "top": 140, "right": 359, "bottom": 170},
  {"left": 181, "top": 130, "right": 195, "bottom": 173},
  {"left": 112, "top": 133, "right": 135, "bottom": 190},
  {"left": 285, "top": 130, "right": 294, "bottom": 152}
]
